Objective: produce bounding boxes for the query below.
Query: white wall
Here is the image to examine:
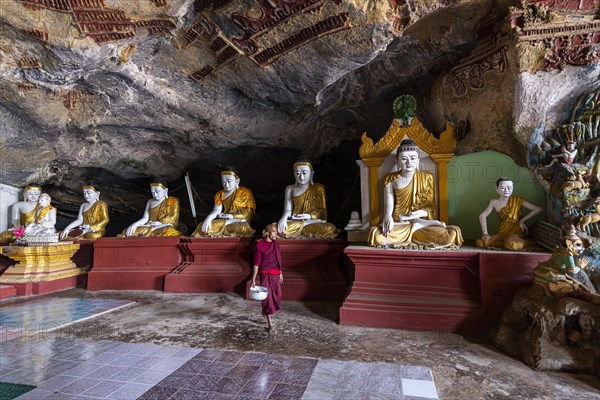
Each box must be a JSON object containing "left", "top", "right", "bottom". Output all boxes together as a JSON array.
[{"left": 0, "top": 184, "right": 20, "bottom": 232}]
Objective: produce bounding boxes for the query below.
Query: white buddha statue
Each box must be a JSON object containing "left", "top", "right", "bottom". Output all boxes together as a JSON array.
[
  {"left": 24, "top": 193, "right": 57, "bottom": 237},
  {"left": 60, "top": 184, "right": 109, "bottom": 240},
  {"left": 0, "top": 184, "right": 42, "bottom": 244},
  {"left": 277, "top": 157, "right": 340, "bottom": 239},
  {"left": 122, "top": 180, "right": 182, "bottom": 237}
]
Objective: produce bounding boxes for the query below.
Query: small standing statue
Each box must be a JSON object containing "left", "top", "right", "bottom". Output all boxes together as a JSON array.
[
  {"left": 546, "top": 140, "right": 578, "bottom": 167},
  {"left": 477, "top": 177, "right": 543, "bottom": 250},
  {"left": 122, "top": 180, "right": 182, "bottom": 237},
  {"left": 533, "top": 226, "right": 600, "bottom": 304},
  {"left": 60, "top": 184, "right": 109, "bottom": 240},
  {"left": 0, "top": 184, "right": 42, "bottom": 244},
  {"left": 368, "top": 139, "right": 463, "bottom": 248},
  {"left": 277, "top": 157, "right": 340, "bottom": 239},
  {"left": 24, "top": 193, "right": 57, "bottom": 236},
  {"left": 192, "top": 167, "right": 255, "bottom": 237}
]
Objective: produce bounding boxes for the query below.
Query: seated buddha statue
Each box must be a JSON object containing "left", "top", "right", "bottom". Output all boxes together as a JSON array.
[
  {"left": 277, "top": 157, "right": 340, "bottom": 239},
  {"left": 192, "top": 167, "right": 256, "bottom": 237},
  {"left": 0, "top": 184, "right": 42, "bottom": 244},
  {"left": 368, "top": 139, "right": 463, "bottom": 249},
  {"left": 60, "top": 184, "right": 109, "bottom": 240},
  {"left": 24, "top": 193, "right": 57, "bottom": 236},
  {"left": 122, "top": 180, "right": 182, "bottom": 237},
  {"left": 476, "top": 178, "right": 543, "bottom": 250}
]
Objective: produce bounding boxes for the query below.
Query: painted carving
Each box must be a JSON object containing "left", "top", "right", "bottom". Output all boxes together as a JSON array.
[
  {"left": 17, "top": 0, "right": 175, "bottom": 44},
  {"left": 63, "top": 90, "right": 89, "bottom": 109},
  {"left": 190, "top": 65, "right": 215, "bottom": 81},
  {"left": 18, "top": 57, "right": 42, "bottom": 69},
  {"left": 386, "top": 0, "right": 411, "bottom": 36},
  {"left": 521, "top": 0, "right": 600, "bottom": 14},
  {"left": 23, "top": 29, "right": 48, "bottom": 41},
  {"left": 444, "top": 46, "right": 507, "bottom": 97}
]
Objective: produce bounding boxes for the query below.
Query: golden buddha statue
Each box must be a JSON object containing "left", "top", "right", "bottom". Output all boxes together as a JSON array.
[
  {"left": 476, "top": 178, "right": 542, "bottom": 250},
  {"left": 60, "top": 184, "right": 109, "bottom": 240},
  {"left": 368, "top": 139, "right": 463, "bottom": 249},
  {"left": 122, "top": 180, "right": 182, "bottom": 237},
  {"left": 277, "top": 157, "right": 340, "bottom": 239},
  {"left": 192, "top": 167, "right": 256, "bottom": 237},
  {"left": 0, "top": 184, "right": 42, "bottom": 244}
]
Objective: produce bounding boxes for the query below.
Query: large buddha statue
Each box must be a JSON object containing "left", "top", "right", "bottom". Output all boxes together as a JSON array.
[
  {"left": 368, "top": 139, "right": 463, "bottom": 249},
  {"left": 0, "top": 184, "right": 42, "bottom": 244},
  {"left": 60, "top": 184, "right": 109, "bottom": 240},
  {"left": 476, "top": 178, "right": 543, "bottom": 250},
  {"left": 24, "top": 193, "right": 57, "bottom": 237},
  {"left": 122, "top": 180, "right": 182, "bottom": 237},
  {"left": 192, "top": 167, "right": 256, "bottom": 237},
  {"left": 277, "top": 157, "right": 340, "bottom": 239}
]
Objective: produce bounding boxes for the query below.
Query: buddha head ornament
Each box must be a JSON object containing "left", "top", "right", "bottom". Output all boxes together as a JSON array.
[
  {"left": 294, "top": 156, "right": 314, "bottom": 185},
  {"left": 23, "top": 184, "right": 42, "bottom": 202},
  {"left": 221, "top": 167, "right": 240, "bottom": 193},
  {"left": 83, "top": 184, "right": 100, "bottom": 202},
  {"left": 396, "top": 139, "right": 420, "bottom": 173},
  {"left": 150, "top": 179, "right": 168, "bottom": 200}
]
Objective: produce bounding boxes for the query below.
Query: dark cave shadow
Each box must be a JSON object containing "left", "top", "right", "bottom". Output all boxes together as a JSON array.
[{"left": 300, "top": 301, "right": 343, "bottom": 323}]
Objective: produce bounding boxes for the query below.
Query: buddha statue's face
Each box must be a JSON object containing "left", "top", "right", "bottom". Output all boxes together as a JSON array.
[
  {"left": 221, "top": 174, "right": 239, "bottom": 192},
  {"left": 150, "top": 185, "right": 168, "bottom": 200},
  {"left": 496, "top": 180, "right": 513, "bottom": 198},
  {"left": 295, "top": 165, "right": 313, "bottom": 185},
  {"left": 83, "top": 189, "right": 99, "bottom": 202},
  {"left": 24, "top": 189, "right": 41, "bottom": 202},
  {"left": 38, "top": 194, "right": 51, "bottom": 208},
  {"left": 397, "top": 150, "right": 419, "bottom": 173}
]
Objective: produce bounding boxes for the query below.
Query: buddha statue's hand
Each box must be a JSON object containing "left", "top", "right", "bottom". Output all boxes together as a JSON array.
[
  {"left": 519, "top": 220, "right": 528, "bottom": 233},
  {"left": 125, "top": 225, "right": 138, "bottom": 237},
  {"left": 148, "top": 221, "right": 163, "bottom": 227},
  {"left": 219, "top": 213, "right": 234, "bottom": 220},
  {"left": 481, "top": 233, "right": 490, "bottom": 241},
  {"left": 277, "top": 218, "right": 288, "bottom": 234},
  {"left": 292, "top": 213, "right": 312, "bottom": 220},
  {"left": 59, "top": 230, "right": 69, "bottom": 240},
  {"left": 382, "top": 216, "right": 394, "bottom": 236}
]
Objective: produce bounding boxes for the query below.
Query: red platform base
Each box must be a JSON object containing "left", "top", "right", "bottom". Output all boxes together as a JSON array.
[
  {"left": 9, "top": 274, "right": 87, "bottom": 297},
  {"left": 245, "top": 239, "right": 348, "bottom": 301},
  {"left": 164, "top": 238, "right": 252, "bottom": 294},
  {"left": 88, "top": 237, "right": 181, "bottom": 291},
  {"left": 72, "top": 239, "right": 94, "bottom": 271},
  {"left": 0, "top": 285, "right": 17, "bottom": 299},
  {"left": 340, "top": 246, "right": 550, "bottom": 332}
]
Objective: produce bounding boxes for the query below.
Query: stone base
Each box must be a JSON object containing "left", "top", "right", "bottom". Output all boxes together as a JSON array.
[
  {"left": 340, "top": 246, "right": 551, "bottom": 332},
  {"left": 164, "top": 238, "right": 252, "bottom": 294},
  {"left": 10, "top": 274, "right": 87, "bottom": 296},
  {"left": 88, "top": 237, "right": 181, "bottom": 291},
  {"left": 245, "top": 239, "right": 348, "bottom": 301},
  {"left": 0, "top": 285, "right": 16, "bottom": 299}
]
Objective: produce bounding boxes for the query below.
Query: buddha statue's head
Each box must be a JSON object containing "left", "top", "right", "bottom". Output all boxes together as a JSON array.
[
  {"left": 496, "top": 178, "right": 513, "bottom": 198},
  {"left": 221, "top": 167, "right": 240, "bottom": 193},
  {"left": 396, "top": 139, "right": 420, "bottom": 174},
  {"left": 38, "top": 193, "right": 51, "bottom": 208},
  {"left": 294, "top": 156, "right": 314, "bottom": 185},
  {"left": 150, "top": 180, "right": 168, "bottom": 201},
  {"left": 83, "top": 184, "right": 100, "bottom": 202},
  {"left": 23, "top": 185, "right": 42, "bottom": 202}
]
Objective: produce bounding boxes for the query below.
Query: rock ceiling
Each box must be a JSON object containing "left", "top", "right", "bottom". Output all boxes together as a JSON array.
[{"left": 1, "top": 0, "right": 599, "bottom": 230}]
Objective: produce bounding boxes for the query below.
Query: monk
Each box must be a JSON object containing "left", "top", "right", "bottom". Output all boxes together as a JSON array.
[
  {"left": 60, "top": 184, "right": 109, "bottom": 240},
  {"left": 122, "top": 180, "right": 181, "bottom": 237},
  {"left": 0, "top": 184, "right": 42, "bottom": 244},
  {"left": 368, "top": 139, "right": 463, "bottom": 249},
  {"left": 24, "top": 193, "right": 57, "bottom": 236},
  {"left": 277, "top": 157, "right": 340, "bottom": 239},
  {"left": 192, "top": 167, "right": 255, "bottom": 237},
  {"left": 251, "top": 224, "right": 283, "bottom": 334},
  {"left": 477, "top": 177, "right": 542, "bottom": 250}
]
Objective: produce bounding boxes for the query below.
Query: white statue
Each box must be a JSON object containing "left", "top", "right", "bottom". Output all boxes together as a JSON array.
[
  {"left": 60, "top": 185, "right": 109, "bottom": 240},
  {"left": 24, "top": 193, "right": 57, "bottom": 236},
  {"left": 122, "top": 181, "right": 181, "bottom": 237},
  {"left": 11, "top": 185, "right": 42, "bottom": 228}
]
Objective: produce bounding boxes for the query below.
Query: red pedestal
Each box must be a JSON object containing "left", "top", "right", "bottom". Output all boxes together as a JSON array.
[
  {"left": 0, "top": 285, "right": 16, "bottom": 299},
  {"left": 340, "top": 246, "right": 551, "bottom": 332},
  {"left": 164, "top": 238, "right": 252, "bottom": 294},
  {"left": 246, "top": 239, "right": 348, "bottom": 301},
  {"left": 73, "top": 239, "right": 94, "bottom": 271},
  {"left": 10, "top": 274, "right": 87, "bottom": 296},
  {"left": 87, "top": 237, "right": 181, "bottom": 291}
]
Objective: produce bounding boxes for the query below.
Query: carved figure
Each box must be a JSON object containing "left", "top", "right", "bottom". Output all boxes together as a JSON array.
[
  {"left": 577, "top": 197, "right": 600, "bottom": 232},
  {"left": 560, "top": 169, "right": 590, "bottom": 191},
  {"left": 60, "top": 184, "right": 109, "bottom": 240},
  {"left": 367, "top": 139, "right": 463, "bottom": 249},
  {"left": 0, "top": 184, "right": 42, "bottom": 244},
  {"left": 477, "top": 178, "right": 543, "bottom": 250},
  {"left": 547, "top": 141, "right": 578, "bottom": 166},
  {"left": 533, "top": 226, "right": 600, "bottom": 304},
  {"left": 24, "top": 193, "right": 57, "bottom": 237},
  {"left": 277, "top": 157, "right": 340, "bottom": 239},
  {"left": 121, "top": 180, "right": 182, "bottom": 237},
  {"left": 192, "top": 167, "right": 256, "bottom": 237}
]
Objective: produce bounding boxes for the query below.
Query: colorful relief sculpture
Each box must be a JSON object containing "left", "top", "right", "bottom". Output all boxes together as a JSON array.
[
  {"left": 192, "top": 167, "right": 256, "bottom": 237},
  {"left": 24, "top": 193, "right": 57, "bottom": 237},
  {"left": 0, "top": 184, "right": 42, "bottom": 244},
  {"left": 477, "top": 178, "right": 543, "bottom": 250},
  {"left": 277, "top": 157, "right": 340, "bottom": 239},
  {"left": 60, "top": 184, "right": 109, "bottom": 240},
  {"left": 533, "top": 226, "right": 600, "bottom": 304},
  {"left": 546, "top": 140, "right": 578, "bottom": 166},
  {"left": 368, "top": 139, "right": 463, "bottom": 249},
  {"left": 122, "top": 180, "right": 182, "bottom": 237}
]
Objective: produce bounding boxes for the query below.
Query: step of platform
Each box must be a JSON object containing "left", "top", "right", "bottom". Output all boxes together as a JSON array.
[{"left": 0, "top": 285, "right": 17, "bottom": 299}]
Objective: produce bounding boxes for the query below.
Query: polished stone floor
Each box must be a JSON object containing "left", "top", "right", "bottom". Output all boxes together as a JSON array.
[{"left": 1, "top": 289, "right": 599, "bottom": 400}]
